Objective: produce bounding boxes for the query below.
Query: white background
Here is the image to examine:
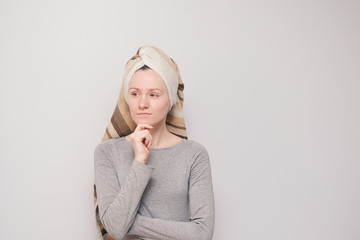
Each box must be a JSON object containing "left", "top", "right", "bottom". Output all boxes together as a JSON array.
[{"left": 1, "top": 0, "right": 360, "bottom": 239}]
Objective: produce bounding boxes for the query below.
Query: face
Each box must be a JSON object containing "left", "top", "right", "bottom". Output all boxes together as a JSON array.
[{"left": 128, "top": 69, "right": 170, "bottom": 127}]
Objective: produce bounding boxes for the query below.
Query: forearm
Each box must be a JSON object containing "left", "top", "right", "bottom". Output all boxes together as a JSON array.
[
  {"left": 96, "top": 156, "right": 154, "bottom": 240},
  {"left": 128, "top": 213, "right": 215, "bottom": 240}
]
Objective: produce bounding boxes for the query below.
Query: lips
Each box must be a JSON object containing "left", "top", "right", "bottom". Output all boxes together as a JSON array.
[{"left": 137, "top": 112, "right": 151, "bottom": 116}]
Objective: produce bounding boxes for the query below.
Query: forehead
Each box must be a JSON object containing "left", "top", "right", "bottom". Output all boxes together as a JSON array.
[{"left": 129, "top": 69, "right": 167, "bottom": 90}]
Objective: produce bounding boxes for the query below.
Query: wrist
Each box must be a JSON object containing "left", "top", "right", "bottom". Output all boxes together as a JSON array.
[{"left": 135, "top": 156, "right": 147, "bottom": 164}]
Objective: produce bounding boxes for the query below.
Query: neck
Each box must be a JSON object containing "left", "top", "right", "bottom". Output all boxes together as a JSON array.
[{"left": 149, "top": 122, "right": 173, "bottom": 148}]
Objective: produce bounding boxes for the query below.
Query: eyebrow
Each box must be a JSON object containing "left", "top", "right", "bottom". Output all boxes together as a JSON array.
[{"left": 129, "top": 87, "right": 163, "bottom": 91}]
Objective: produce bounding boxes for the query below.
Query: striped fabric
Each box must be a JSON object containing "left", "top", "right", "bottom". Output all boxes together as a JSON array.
[{"left": 94, "top": 46, "right": 187, "bottom": 240}]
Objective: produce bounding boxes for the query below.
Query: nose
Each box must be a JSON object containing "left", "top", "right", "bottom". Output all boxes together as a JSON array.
[{"left": 139, "top": 95, "right": 149, "bottom": 109}]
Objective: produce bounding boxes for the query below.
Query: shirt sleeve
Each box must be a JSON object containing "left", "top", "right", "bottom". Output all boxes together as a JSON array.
[
  {"left": 127, "top": 147, "right": 215, "bottom": 240},
  {"left": 94, "top": 144, "right": 154, "bottom": 240}
]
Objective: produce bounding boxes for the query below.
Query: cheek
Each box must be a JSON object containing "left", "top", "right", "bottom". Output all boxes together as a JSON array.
[
  {"left": 128, "top": 100, "right": 137, "bottom": 115},
  {"left": 159, "top": 107, "right": 169, "bottom": 118},
  {"left": 150, "top": 100, "right": 169, "bottom": 120},
  {"left": 158, "top": 100, "right": 170, "bottom": 115}
]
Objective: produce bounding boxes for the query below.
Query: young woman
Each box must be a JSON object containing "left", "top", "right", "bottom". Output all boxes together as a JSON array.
[{"left": 94, "top": 46, "right": 215, "bottom": 240}]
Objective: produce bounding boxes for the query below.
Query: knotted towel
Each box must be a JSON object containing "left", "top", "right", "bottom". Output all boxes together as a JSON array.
[{"left": 94, "top": 46, "right": 187, "bottom": 240}]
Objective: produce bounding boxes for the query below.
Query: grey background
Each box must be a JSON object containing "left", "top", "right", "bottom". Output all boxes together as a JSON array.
[{"left": 1, "top": 0, "right": 359, "bottom": 239}]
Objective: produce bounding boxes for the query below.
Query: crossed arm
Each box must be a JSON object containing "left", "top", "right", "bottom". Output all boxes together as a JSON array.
[{"left": 94, "top": 145, "right": 215, "bottom": 240}]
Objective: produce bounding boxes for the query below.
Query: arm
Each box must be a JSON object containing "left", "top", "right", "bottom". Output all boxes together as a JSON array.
[
  {"left": 128, "top": 147, "right": 215, "bottom": 240},
  {"left": 94, "top": 145, "right": 154, "bottom": 240}
]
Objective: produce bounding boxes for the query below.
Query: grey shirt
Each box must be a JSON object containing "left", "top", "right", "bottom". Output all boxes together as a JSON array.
[{"left": 94, "top": 137, "right": 215, "bottom": 240}]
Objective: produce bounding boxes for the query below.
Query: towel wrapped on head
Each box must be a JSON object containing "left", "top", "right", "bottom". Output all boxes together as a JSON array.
[{"left": 123, "top": 46, "right": 180, "bottom": 109}]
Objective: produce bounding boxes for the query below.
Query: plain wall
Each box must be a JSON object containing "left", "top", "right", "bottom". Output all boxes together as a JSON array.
[{"left": 1, "top": 0, "right": 360, "bottom": 239}]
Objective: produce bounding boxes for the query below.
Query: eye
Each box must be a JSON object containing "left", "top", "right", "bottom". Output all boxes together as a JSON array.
[
  {"left": 130, "top": 91, "right": 139, "bottom": 97},
  {"left": 150, "top": 93, "right": 160, "bottom": 98}
]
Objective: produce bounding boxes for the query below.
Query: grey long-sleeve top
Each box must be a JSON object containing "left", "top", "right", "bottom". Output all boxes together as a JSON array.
[{"left": 94, "top": 137, "right": 215, "bottom": 240}]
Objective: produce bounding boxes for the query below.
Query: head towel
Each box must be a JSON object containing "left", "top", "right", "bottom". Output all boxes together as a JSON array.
[
  {"left": 94, "top": 46, "right": 187, "bottom": 240},
  {"left": 123, "top": 46, "right": 180, "bottom": 109}
]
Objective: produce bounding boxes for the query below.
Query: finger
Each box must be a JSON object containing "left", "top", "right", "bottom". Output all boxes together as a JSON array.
[
  {"left": 147, "top": 139, "right": 152, "bottom": 149},
  {"left": 144, "top": 133, "right": 152, "bottom": 146},
  {"left": 133, "top": 131, "right": 152, "bottom": 146},
  {"left": 145, "top": 134, "right": 152, "bottom": 149},
  {"left": 135, "top": 124, "right": 153, "bottom": 132},
  {"left": 134, "top": 129, "right": 152, "bottom": 140},
  {"left": 133, "top": 130, "right": 152, "bottom": 140}
]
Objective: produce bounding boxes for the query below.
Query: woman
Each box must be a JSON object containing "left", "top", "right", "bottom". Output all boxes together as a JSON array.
[{"left": 94, "top": 46, "right": 215, "bottom": 240}]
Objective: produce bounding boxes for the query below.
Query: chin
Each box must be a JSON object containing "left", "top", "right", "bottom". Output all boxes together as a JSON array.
[
  {"left": 135, "top": 118, "right": 164, "bottom": 128},
  {"left": 137, "top": 120, "right": 151, "bottom": 125},
  {"left": 134, "top": 118, "right": 153, "bottom": 125}
]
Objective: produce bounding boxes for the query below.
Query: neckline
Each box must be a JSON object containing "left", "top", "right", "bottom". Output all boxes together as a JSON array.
[
  {"left": 121, "top": 137, "right": 186, "bottom": 151},
  {"left": 150, "top": 138, "right": 186, "bottom": 151}
]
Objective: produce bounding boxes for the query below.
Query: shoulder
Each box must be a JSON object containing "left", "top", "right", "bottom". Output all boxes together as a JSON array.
[
  {"left": 182, "top": 139, "right": 208, "bottom": 154},
  {"left": 181, "top": 139, "right": 210, "bottom": 163},
  {"left": 182, "top": 140, "right": 213, "bottom": 176},
  {"left": 94, "top": 137, "right": 132, "bottom": 159}
]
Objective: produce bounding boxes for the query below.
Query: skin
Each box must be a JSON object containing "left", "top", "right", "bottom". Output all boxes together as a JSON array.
[{"left": 125, "top": 69, "right": 182, "bottom": 164}]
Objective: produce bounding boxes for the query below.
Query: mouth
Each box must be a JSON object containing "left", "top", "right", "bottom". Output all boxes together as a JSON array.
[{"left": 137, "top": 113, "right": 151, "bottom": 116}]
